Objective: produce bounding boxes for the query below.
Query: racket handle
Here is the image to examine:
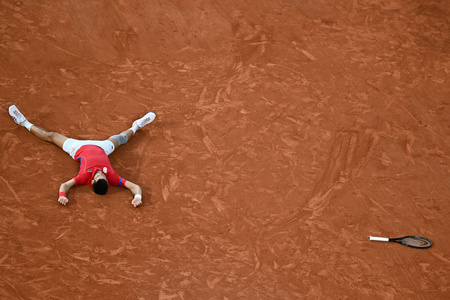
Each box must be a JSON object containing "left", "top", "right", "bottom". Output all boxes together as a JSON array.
[{"left": 370, "top": 236, "right": 389, "bottom": 242}]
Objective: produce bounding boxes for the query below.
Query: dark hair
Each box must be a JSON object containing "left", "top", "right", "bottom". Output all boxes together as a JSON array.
[{"left": 93, "top": 179, "right": 108, "bottom": 195}]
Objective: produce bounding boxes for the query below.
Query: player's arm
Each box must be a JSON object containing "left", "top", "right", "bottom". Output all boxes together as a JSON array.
[
  {"left": 125, "top": 180, "right": 142, "bottom": 207},
  {"left": 124, "top": 180, "right": 143, "bottom": 207},
  {"left": 58, "top": 179, "right": 76, "bottom": 206}
]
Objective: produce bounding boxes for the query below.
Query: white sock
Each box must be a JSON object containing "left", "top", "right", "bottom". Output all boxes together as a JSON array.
[
  {"left": 130, "top": 124, "right": 139, "bottom": 134},
  {"left": 23, "top": 120, "right": 33, "bottom": 131}
]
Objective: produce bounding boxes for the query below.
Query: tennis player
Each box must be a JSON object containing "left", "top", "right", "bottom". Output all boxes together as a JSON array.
[{"left": 8, "top": 104, "right": 156, "bottom": 208}]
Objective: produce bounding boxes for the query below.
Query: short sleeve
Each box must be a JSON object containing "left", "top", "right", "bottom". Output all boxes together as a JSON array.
[
  {"left": 108, "top": 172, "right": 126, "bottom": 187},
  {"left": 73, "top": 173, "right": 90, "bottom": 186}
]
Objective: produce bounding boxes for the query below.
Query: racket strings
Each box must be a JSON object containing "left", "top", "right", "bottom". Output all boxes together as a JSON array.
[{"left": 402, "top": 237, "right": 431, "bottom": 248}]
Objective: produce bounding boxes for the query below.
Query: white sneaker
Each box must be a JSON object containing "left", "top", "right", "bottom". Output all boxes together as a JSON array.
[
  {"left": 133, "top": 111, "right": 156, "bottom": 129},
  {"left": 8, "top": 105, "right": 27, "bottom": 125}
]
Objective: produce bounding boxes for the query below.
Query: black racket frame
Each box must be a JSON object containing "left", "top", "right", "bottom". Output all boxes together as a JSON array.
[{"left": 389, "top": 236, "right": 432, "bottom": 249}]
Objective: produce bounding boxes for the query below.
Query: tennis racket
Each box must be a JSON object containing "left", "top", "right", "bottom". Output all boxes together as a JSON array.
[{"left": 369, "top": 236, "right": 432, "bottom": 249}]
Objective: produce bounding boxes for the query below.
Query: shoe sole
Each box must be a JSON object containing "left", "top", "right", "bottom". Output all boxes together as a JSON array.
[
  {"left": 132, "top": 111, "right": 156, "bottom": 129},
  {"left": 8, "top": 104, "right": 26, "bottom": 125},
  {"left": 137, "top": 111, "right": 156, "bottom": 128},
  {"left": 143, "top": 111, "right": 156, "bottom": 124}
]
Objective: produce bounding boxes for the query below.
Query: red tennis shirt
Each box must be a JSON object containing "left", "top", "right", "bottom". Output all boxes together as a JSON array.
[{"left": 72, "top": 145, "right": 126, "bottom": 187}]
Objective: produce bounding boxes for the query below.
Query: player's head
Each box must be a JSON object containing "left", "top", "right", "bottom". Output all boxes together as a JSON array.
[{"left": 92, "top": 171, "right": 108, "bottom": 195}]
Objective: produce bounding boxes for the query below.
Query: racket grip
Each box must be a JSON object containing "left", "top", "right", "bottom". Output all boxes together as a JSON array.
[{"left": 370, "top": 236, "right": 389, "bottom": 242}]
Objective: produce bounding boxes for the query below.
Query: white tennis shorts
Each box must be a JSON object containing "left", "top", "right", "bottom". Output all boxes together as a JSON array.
[{"left": 62, "top": 139, "right": 115, "bottom": 159}]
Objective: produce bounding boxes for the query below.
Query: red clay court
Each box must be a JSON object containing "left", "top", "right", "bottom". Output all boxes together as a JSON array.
[{"left": 0, "top": 1, "right": 449, "bottom": 299}]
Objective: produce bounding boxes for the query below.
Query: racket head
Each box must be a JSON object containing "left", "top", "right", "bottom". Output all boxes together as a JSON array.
[{"left": 393, "top": 236, "right": 432, "bottom": 249}]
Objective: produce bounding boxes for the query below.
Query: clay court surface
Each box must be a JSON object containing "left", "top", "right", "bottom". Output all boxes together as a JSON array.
[{"left": 0, "top": 0, "right": 449, "bottom": 299}]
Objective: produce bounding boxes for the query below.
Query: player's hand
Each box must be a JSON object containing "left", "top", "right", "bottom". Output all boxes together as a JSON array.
[
  {"left": 131, "top": 197, "right": 142, "bottom": 208},
  {"left": 58, "top": 196, "right": 69, "bottom": 206}
]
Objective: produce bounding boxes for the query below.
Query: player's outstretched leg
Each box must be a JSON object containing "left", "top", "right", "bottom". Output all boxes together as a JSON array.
[
  {"left": 9, "top": 104, "right": 68, "bottom": 149},
  {"left": 108, "top": 111, "right": 156, "bottom": 149}
]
